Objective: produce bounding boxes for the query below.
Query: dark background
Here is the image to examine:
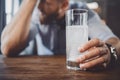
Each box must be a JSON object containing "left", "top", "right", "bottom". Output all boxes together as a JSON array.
[
  {"left": 106, "top": 0, "right": 120, "bottom": 38},
  {"left": 0, "top": 0, "right": 6, "bottom": 54}
]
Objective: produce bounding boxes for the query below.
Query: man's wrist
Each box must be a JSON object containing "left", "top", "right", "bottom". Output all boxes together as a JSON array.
[{"left": 106, "top": 43, "right": 118, "bottom": 68}]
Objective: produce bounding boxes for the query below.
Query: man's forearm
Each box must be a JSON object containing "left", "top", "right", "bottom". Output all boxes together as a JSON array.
[{"left": 1, "top": 0, "right": 37, "bottom": 57}]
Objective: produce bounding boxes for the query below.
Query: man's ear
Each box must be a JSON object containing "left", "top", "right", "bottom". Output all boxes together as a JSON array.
[
  {"left": 57, "top": 0, "right": 69, "bottom": 19},
  {"left": 61, "top": 0, "right": 69, "bottom": 11}
]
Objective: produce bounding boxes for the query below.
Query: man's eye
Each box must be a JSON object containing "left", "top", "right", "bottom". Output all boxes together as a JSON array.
[{"left": 40, "top": 0, "right": 46, "bottom": 3}]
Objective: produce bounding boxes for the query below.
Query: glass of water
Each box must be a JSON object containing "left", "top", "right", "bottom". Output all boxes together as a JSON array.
[{"left": 66, "top": 9, "right": 88, "bottom": 70}]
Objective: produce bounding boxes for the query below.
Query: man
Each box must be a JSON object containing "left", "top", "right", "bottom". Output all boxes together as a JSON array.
[{"left": 1, "top": 0, "right": 120, "bottom": 70}]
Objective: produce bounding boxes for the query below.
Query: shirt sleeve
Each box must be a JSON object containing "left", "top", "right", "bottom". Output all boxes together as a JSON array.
[
  {"left": 78, "top": 2, "right": 117, "bottom": 41},
  {"left": 87, "top": 9, "right": 116, "bottom": 41}
]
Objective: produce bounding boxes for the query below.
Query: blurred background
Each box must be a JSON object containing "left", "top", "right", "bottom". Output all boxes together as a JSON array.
[{"left": 0, "top": 0, "right": 120, "bottom": 54}]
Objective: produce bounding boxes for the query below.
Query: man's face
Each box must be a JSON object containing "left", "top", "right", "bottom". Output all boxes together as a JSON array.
[{"left": 38, "top": 0, "right": 62, "bottom": 24}]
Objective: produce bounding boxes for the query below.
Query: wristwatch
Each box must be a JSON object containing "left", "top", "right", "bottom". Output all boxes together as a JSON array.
[{"left": 106, "top": 43, "right": 118, "bottom": 67}]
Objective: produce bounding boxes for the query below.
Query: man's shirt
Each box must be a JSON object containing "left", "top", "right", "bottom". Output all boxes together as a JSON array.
[{"left": 20, "top": 2, "right": 116, "bottom": 56}]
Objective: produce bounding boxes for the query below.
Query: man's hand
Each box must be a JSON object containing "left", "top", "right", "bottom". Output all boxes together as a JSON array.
[{"left": 77, "top": 38, "right": 111, "bottom": 70}]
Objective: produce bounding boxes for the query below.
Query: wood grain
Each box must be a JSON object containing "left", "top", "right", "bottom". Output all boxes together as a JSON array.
[{"left": 0, "top": 55, "right": 120, "bottom": 80}]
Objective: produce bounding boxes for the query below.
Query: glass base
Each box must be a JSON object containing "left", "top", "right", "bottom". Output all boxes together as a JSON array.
[
  {"left": 66, "top": 61, "right": 81, "bottom": 70},
  {"left": 67, "top": 66, "right": 81, "bottom": 70}
]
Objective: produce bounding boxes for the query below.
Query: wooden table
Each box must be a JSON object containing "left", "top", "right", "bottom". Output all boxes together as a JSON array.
[{"left": 0, "top": 55, "right": 120, "bottom": 80}]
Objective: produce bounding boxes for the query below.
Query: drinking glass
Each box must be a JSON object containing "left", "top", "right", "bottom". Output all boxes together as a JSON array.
[{"left": 66, "top": 9, "right": 88, "bottom": 70}]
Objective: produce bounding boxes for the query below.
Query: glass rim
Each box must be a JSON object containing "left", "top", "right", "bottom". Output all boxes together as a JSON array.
[{"left": 66, "top": 9, "right": 88, "bottom": 15}]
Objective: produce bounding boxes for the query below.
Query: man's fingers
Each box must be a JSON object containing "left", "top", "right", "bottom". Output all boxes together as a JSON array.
[
  {"left": 79, "top": 55, "right": 107, "bottom": 70},
  {"left": 77, "top": 47, "right": 108, "bottom": 63},
  {"left": 78, "top": 38, "right": 104, "bottom": 52}
]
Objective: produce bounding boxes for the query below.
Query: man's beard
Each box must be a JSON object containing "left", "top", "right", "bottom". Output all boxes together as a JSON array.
[{"left": 40, "top": 12, "right": 59, "bottom": 24}]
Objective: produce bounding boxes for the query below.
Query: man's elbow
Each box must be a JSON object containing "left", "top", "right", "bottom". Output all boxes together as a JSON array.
[
  {"left": 1, "top": 45, "right": 12, "bottom": 57},
  {"left": 1, "top": 45, "right": 18, "bottom": 57}
]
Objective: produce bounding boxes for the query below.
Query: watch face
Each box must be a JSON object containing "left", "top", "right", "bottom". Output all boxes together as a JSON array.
[
  {"left": 110, "top": 47, "right": 118, "bottom": 60},
  {"left": 105, "top": 43, "right": 118, "bottom": 67},
  {"left": 110, "top": 47, "right": 115, "bottom": 53},
  {"left": 105, "top": 43, "right": 118, "bottom": 61}
]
